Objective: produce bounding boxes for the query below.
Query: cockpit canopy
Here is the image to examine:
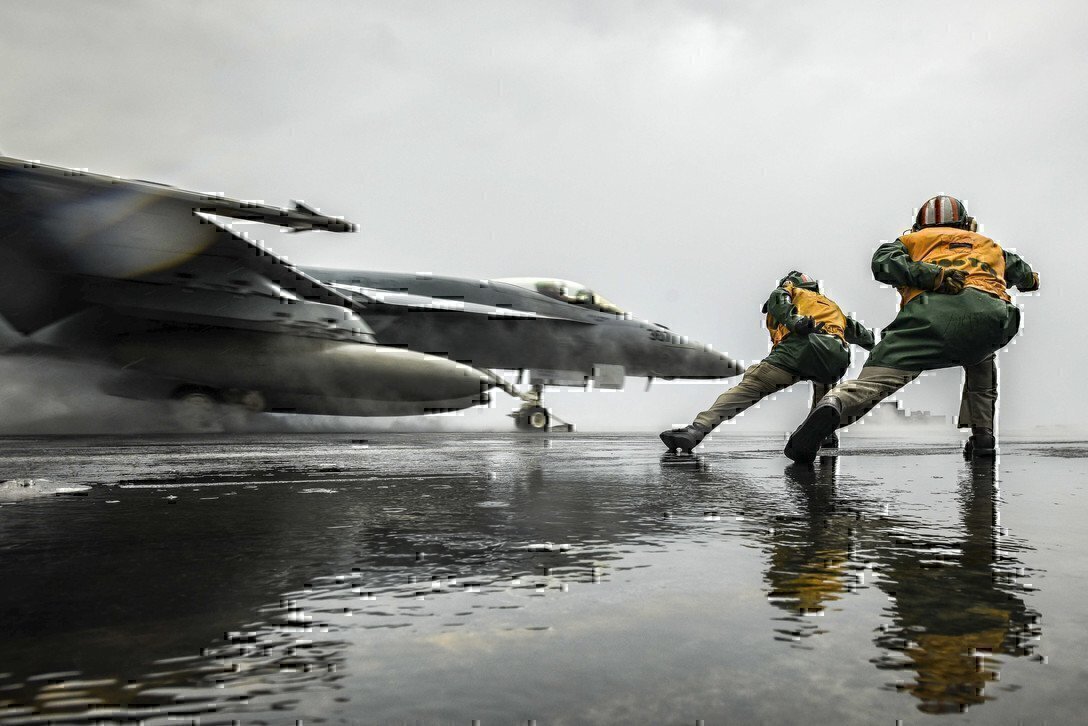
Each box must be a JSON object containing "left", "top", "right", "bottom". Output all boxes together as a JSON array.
[{"left": 495, "top": 278, "right": 625, "bottom": 315}]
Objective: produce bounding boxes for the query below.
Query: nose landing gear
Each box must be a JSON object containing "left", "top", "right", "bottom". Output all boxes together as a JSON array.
[
  {"left": 499, "top": 382, "right": 573, "bottom": 432},
  {"left": 515, "top": 404, "right": 551, "bottom": 431}
]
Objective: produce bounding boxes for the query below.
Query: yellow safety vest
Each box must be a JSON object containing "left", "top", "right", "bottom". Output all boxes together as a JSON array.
[
  {"left": 897, "top": 228, "right": 1010, "bottom": 307},
  {"left": 766, "top": 285, "right": 847, "bottom": 347}
]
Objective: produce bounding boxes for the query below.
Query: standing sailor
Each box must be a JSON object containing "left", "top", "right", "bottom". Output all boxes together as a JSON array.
[
  {"left": 784, "top": 196, "right": 1039, "bottom": 464},
  {"left": 660, "top": 271, "right": 875, "bottom": 453}
]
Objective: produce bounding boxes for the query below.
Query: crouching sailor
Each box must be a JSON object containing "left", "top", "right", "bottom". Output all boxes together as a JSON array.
[
  {"left": 784, "top": 196, "right": 1039, "bottom": 464},
  {"left": 660, "top": 271, "right": 875, "bottom": 453}
]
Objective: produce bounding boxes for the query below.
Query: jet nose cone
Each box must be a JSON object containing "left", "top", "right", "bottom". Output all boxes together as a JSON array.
[
  {"left": 644, "top": 338, "right": 743, "bottom": 380},
  {"left": 691, "top": 347, "right": 743, "bottom": 378},
  {"left": 704, "top": 346, "right": 745, "bottom": 378},
  {"left": 664, "top": 340, "right": 742, "bottom": 379}
]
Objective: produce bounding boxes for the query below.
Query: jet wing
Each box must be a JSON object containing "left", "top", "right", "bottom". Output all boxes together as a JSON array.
[
  {"left": 326, "top": 283, "right": 592, "bottom": 323},
  {"left": 0, "top": 156, "right": 355, "bottom": 232},
  {"left": 0, "top": 155, "right": 375, "bottom": 343}
]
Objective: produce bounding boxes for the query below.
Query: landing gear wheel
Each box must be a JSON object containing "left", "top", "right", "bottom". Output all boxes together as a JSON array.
[{"left": 516, "top": 405, "right": 550, "bottom": 431}]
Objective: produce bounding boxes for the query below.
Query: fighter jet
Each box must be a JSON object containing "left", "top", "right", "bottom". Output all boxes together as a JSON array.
[
  {"left": 300, "top": 269, "right": 741, "bottom": 429},
  {"left": 0, "top": 155, "right": 740, "bottom": 430}
]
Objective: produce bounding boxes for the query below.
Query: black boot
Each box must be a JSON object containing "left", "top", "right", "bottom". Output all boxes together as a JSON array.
[
  {"left": 785, "top": 398, "right": 842, "bottom": 464},
  {"left": 659, "top": 424, "right": 708, "bottom": 453},
  {"left": 964, "top": 427, "right": 997, "bottom": 459},
  {"left": 820, "top": 432, "right": 840, "bottom": 449}
]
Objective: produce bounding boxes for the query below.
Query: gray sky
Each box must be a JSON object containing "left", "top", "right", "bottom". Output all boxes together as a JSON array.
[{"left": 0, "top": 0, "right": 1083, "bottom": 433}]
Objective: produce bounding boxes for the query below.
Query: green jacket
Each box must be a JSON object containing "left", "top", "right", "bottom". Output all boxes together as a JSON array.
[
  {"left": 764, "top": 283, "right": 876, "bottom": 351},
  {"left": 762, "top": 278, "right": 876, "bottom": 383},
  {"left": 863, "top": 238, "right": 1035, "bottom": 371},
  {"left": 871, "top": 240, "right": 1037, "bottom": 297}
]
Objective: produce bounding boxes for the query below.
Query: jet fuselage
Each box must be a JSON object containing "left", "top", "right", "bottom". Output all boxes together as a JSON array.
[{"left": 303, "top": 268, "right": 741, "bottom": 384}]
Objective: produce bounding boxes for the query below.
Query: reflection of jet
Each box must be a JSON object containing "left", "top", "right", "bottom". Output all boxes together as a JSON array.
[{"left": 0, "top": 156, "right": 740, "bottom": 429}]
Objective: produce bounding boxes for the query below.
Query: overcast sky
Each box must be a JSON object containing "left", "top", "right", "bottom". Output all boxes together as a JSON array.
[{"left": 0, "top": 0, "right": 1083, "bottom": 434}]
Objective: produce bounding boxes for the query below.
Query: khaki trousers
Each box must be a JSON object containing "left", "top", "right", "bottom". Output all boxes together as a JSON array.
[
  {"left": 957, "top": 355, "right": 997, "bottom": 430},
  {"left": 694, "top": 362, "right": 830, "bottom": 431},
  {"left": 825, "top": 367, "right": 920, "bottom": 426},
  {"left": 825, "top": 358, "right": 998, "bottom": 430}
]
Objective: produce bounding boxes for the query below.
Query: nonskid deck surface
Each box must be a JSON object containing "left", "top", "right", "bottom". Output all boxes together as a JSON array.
[{"left": 0, "top": 433, "right": 1079, "bottom": 725}]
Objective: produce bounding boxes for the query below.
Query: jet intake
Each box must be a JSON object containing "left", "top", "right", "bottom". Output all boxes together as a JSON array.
[{"left": 592, "top": 364, "right": 625, "bottom": 390}]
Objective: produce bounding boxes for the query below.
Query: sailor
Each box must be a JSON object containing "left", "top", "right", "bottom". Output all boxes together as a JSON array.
[
  {"left": 784, "top": 196, "right": 1039, "bottom": 464},
  {"left": 660, "top": 271, "right": 875, "bottom": 453}
]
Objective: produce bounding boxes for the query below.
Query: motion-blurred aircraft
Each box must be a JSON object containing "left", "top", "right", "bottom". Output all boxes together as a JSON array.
[{"left": 0, "top": 156, "right": 740, "bottom": 430}]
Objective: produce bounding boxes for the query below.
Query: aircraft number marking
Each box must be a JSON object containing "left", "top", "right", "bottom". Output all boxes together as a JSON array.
[{"left": 649, "top": 329, "right": 685, "bottom": 345}]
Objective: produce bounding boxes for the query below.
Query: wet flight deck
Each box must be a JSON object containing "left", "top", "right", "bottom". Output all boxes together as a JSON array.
[{"left": 0, "top": 433, "right": 1084, "bottom": 724}]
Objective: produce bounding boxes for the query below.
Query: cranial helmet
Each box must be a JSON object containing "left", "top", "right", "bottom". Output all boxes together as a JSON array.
[
  {"left": 913, "top": 195, "right": 975, "bottom": 232},
  {"left": 779, "top": 271, "right": 820, "bottom": 291}
]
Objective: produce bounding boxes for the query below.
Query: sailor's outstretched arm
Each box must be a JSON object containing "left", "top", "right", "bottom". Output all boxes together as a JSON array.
[
  {"left": 764, "top": 287, "right": 802, "bottom": 330},
  {"left": 844, "top": 316, "right": 876, "bottom": 350},
  {"left": 1004, "top": 250, "right": 1039, "bottom": 292},
  {"left": 871, "top": 239, "right": 944, "bottom": 290}
]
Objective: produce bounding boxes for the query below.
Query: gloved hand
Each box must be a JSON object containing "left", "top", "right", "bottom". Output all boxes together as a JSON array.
[
  {"left": 1018, "top": 272, "right": 1040, "bottom": 292},
  {"left": 860, "top": 329, "right": 877, "bottom": 351},
  {"left": 935, "top": 269, "right": 967, "bottom": 294},
  {"left": 792, "top": 316, "right": 817, "bottom": 336}
]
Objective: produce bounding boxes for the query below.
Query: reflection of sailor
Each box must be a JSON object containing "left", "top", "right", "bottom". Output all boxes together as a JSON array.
[
  {"left": 872, "top": 461, "right": 1039, "bottom": 714},
  {"left": 661, "top": 272, "right": 874, "bottom": 452},
  {"left": 767, "top": 460, "right": 1039, "bottom": 713},
  {"left": 786, "top": 197, "right": 1039, "bottom": 464},
  {"left": 765, "top": 461, "right": 853, "bottom": 625}
]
